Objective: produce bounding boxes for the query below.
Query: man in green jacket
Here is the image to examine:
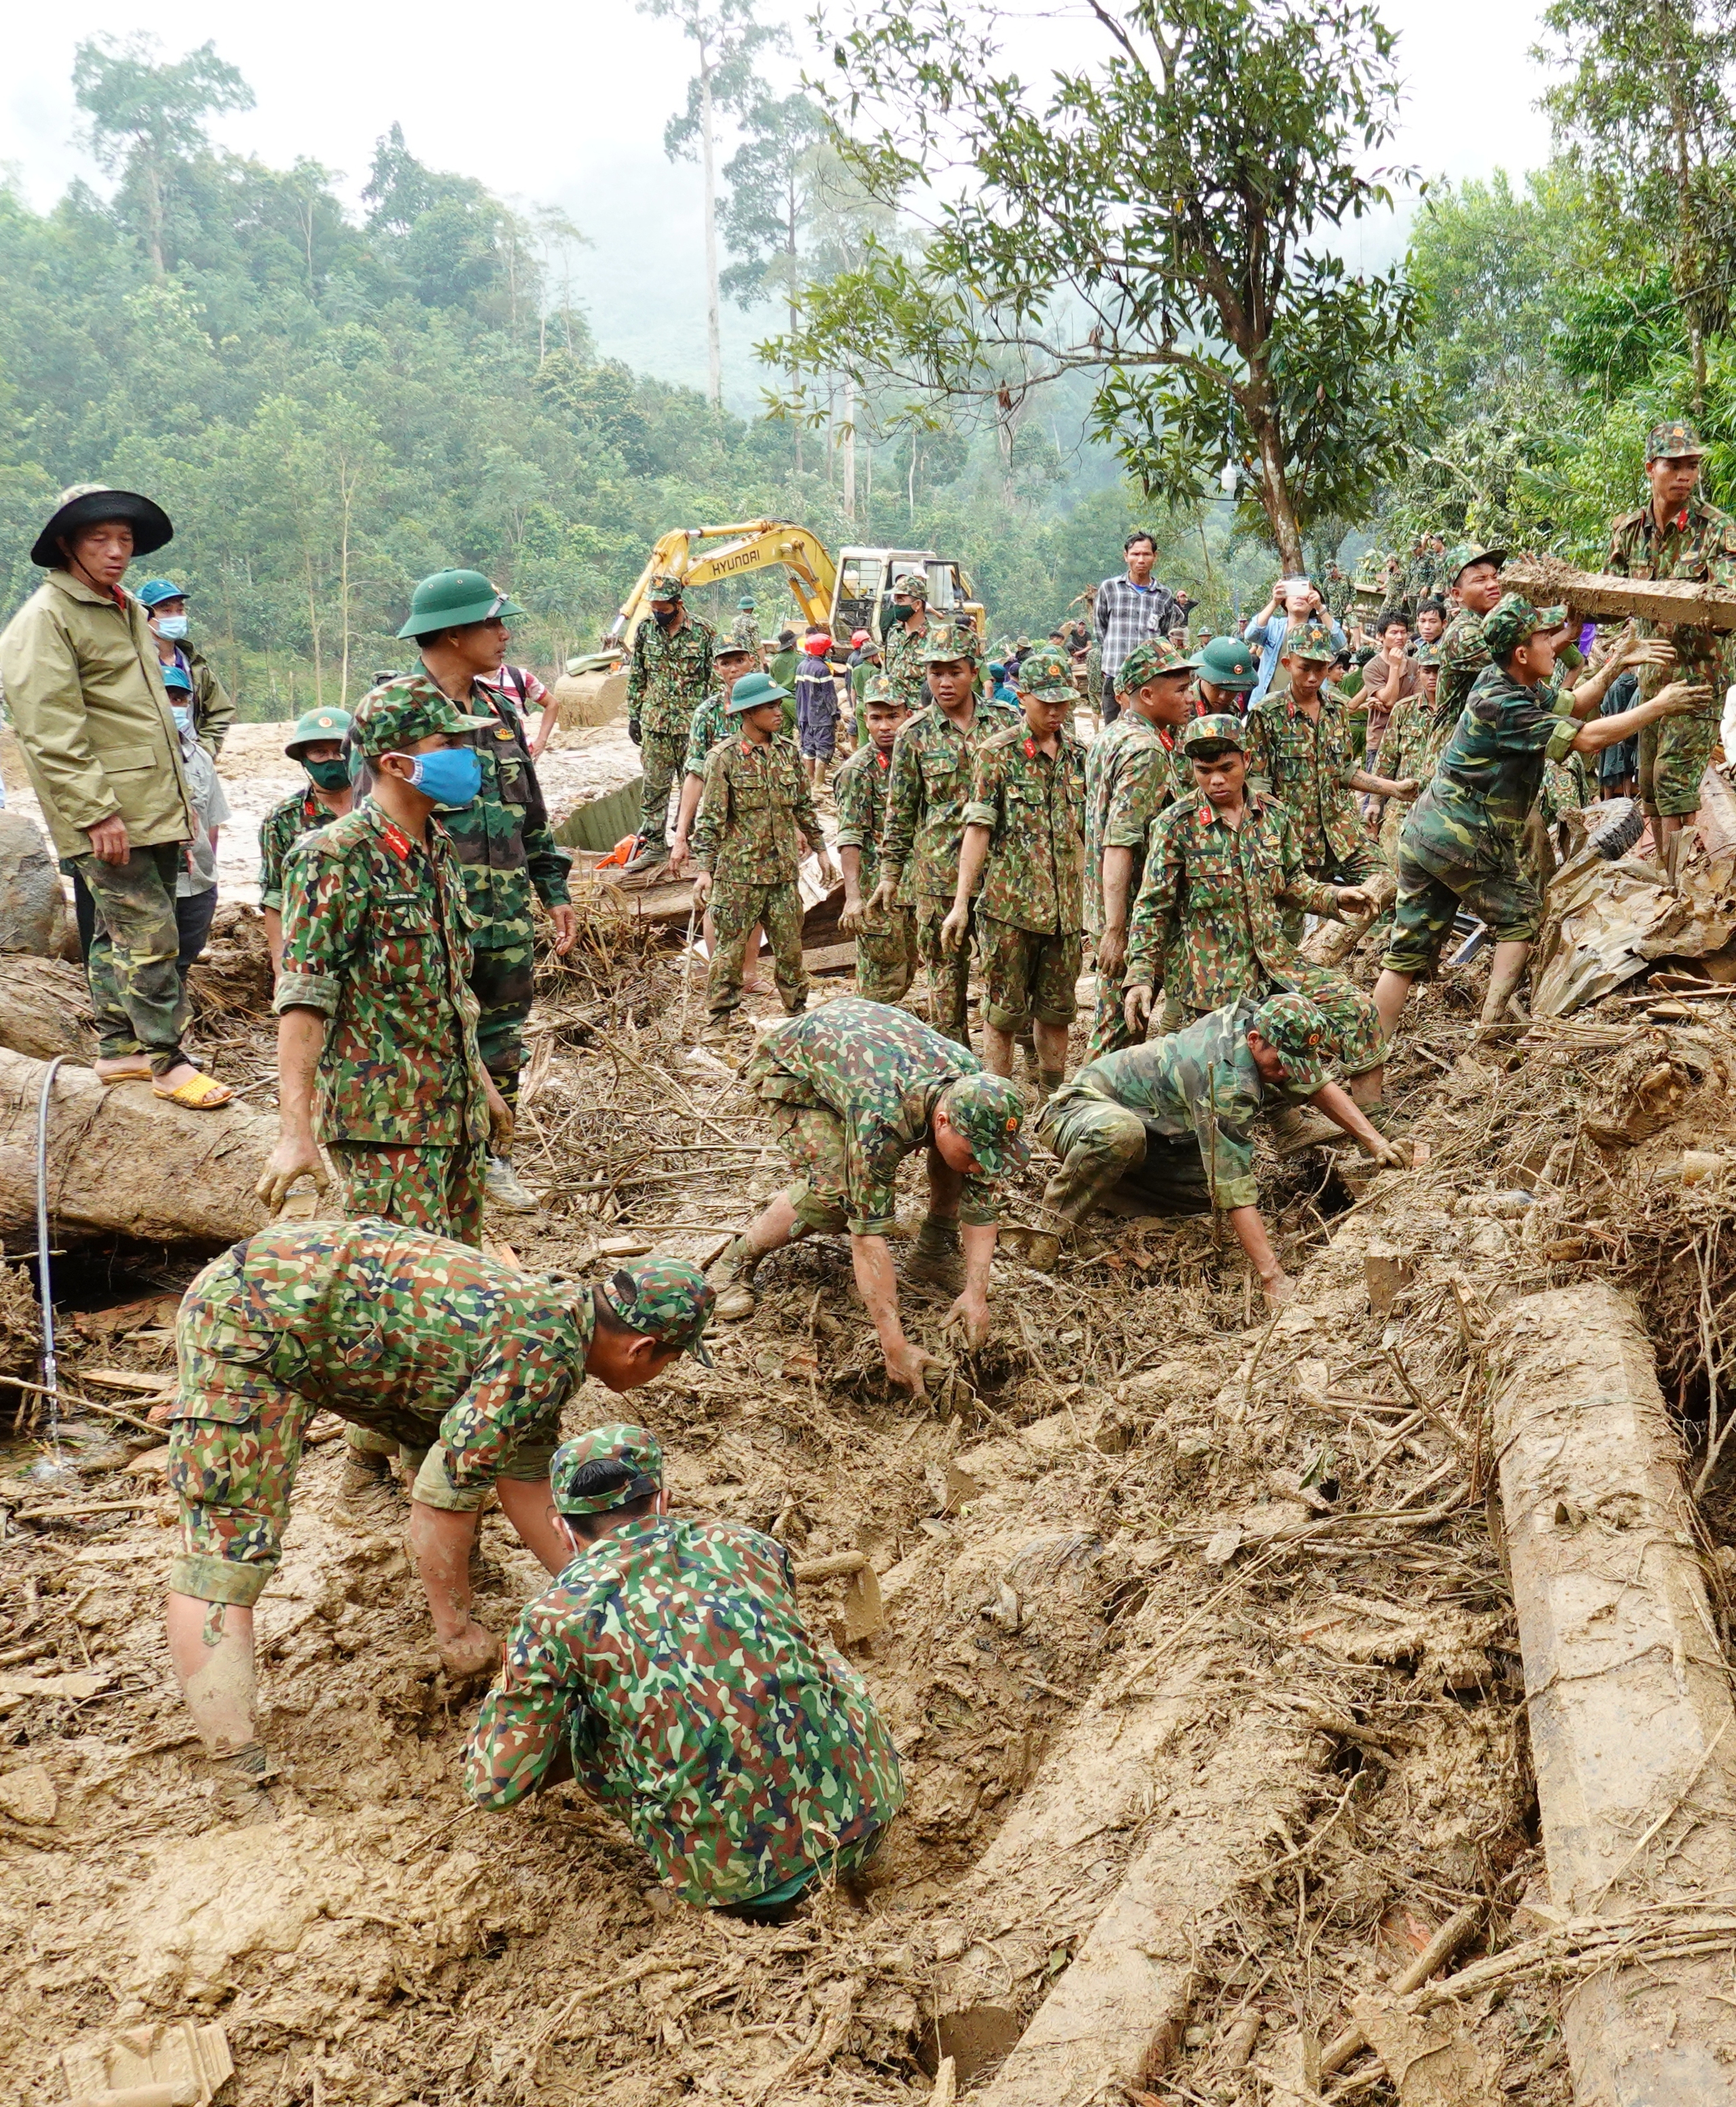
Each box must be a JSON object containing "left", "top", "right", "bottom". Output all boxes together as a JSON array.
[{"left": 0, "top": 484, "right": 229, "bottom": 1107}]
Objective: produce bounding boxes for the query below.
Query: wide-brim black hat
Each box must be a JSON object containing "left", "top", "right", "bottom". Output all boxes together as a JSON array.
[{"left": 32, "top": 484, "right": 173, "bottom": 570}]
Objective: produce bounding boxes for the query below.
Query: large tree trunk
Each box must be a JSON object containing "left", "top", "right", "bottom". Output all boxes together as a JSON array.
[
  {"left": 0, "top": 1049, "right": 275, "bottom": 1249},
  {"left": 0, "top": 958, "right": 96, "bottom": 1063}
]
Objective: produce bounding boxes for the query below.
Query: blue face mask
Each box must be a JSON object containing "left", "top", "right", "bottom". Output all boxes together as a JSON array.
[
  {"left": 406, "top": 745, "right": 482, "bottom": 808},
  {"left": 155, "top": 614, "right": 190, "bottom": 640},
  {"left": 171, "top": 704, "right": 193, "bottom": 734}
]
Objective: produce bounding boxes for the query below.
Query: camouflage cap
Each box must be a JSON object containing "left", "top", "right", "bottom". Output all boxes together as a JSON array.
[
  {"left": 1118, "top": 636, "right": 1198, "bottom": 692},
  {"left": 1646, "top": 418, "right": 1705, "bottom": 462},
  {"left": 649, "top": 572, "right": 685, "bottom": 598},
  {"left": 1196, "top": 634, "right": 1259, "bottom": 690},
  {"left": 550, "top": 1423, "right": 665, "bottom": 1518},
  {"left": 940, "top": 1072, "right": 1031, "bottom": 1177},
  {"left": 715, "top": 636, "right": 757, "bottom": 661},
  {"left": 1413, "top": 642, "right": 1443, "bottom": 669},
  {"left": 1181, "top": 711, "right": 1247, "bottom": 756},
  {"left": 1481, "top": 593, "right": 1569, "bottom": 663},
  {"left": 350, "top": 678, "right": 496, "bottom": 756},
  {"left": 922, "top": 621, "right": 982, "bottom": 666},
  {"left": 1014, "top": 643, "right": 1077, "bottom": 701},
  {"left": 1280, "top": 616, "right": 1338, "bottom": 663},
  {"left": 861, "top": 675, "right": 903, "bottom": 709},
  {"left": 284, "top": 706, "right": 353, "bottom": 757},
  {"left": 1444, "top": 541, "right": 1507, "bottom": 585},
  {"left": 599, "top": 1255, "right": 715, "bottom": 1364},
  {"left": 894, "top": 572, "right": 929, "bottom": 600},
  {"left": 1250, "top": 992, "right": 1332, "bottom": 1097}
]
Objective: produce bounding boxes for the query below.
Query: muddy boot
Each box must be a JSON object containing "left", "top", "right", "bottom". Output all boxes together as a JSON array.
[
  {"left": 1265, "top": 1102, "right": 1343, "bottom": 1158},
  {"left": 709, "top": 1236, "right": 762, "bottom": 1322},
  {"left": 904, "top": 1215, "right": 964, "bottom": 1292},
  {"left": 485, "top": 1154, "right": 538, "bottom": 1213},
  {"left": 214, "top": 1741, "right": 279, "bottom": 1823},
  {"left": 341, "top": 1442, "right": 396, "bottom": 1498}
]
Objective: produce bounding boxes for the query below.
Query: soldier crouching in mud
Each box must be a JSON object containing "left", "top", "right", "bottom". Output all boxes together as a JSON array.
[
  {"left": 463, "top": 1425, "right": 906, "bottom": 1918},
  {"left": 160, "top": 1222, "right": 713, "bottom": 1800}
]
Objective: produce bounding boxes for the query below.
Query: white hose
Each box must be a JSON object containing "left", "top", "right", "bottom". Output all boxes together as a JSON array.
[{"left": 35, "top": 1055, "right": 67, "bottom": 1459}]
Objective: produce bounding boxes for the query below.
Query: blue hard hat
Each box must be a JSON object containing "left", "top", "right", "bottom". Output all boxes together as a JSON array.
[
  {"left": 159, "top": 660, "right": 193, "bottom": 690},
  {"left": 137, "top": 578, "right": 189, "bottom": 608}
]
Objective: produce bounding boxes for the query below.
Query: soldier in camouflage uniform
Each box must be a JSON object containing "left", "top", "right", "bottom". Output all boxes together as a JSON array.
[
  {"left": 1084, "top": 636, "right": 1197, "bottom": 1059},
  {"left": 164, "top": 1223, "right": 713, "bottom": 1779},
  {"left": 258, "top": 682, "right": 507, "bottom": 1252},
  {"left": 667, "top": 640, "right": 760, "bottom": 875},
  {"left": 709, "top": 999, "right": 1028, "bottom": 1396},
  {"left": 387, "top": 571, "right": 576, "bottom": 1208},
  {"left": 1606, "top": 418, "right": 1736, "bottom": 844},
  {"left": 730, "top": 593, "right": 762, "bottom": 656},
  {"left": 1029, "top": 992, "right": 1405, "bottom": 1295},
  {"left": 1375, "top": 595, "right": 1703, "bottom": 1034},
  {"left": 1122, "top": 714, "right": 1389, "bottom": 1112},
  {"left": 943, "top": 644, "right": 1088, "bottom": 1099},
  {"left": 463, "top": 1423, "right": 905, "bottom": 1914},
  {"left": 1374, "top": 644, "right": 1440, "bottom": 865},
  {"left": 690, "top": 670, "right": 836, "bottom": 1029},
  {"left": 1422, "top": 543, "right": 1508, "bottom": 773},
  {"left": 835, "top": 676, "right": 918, "bottom": 1003},
  {"left": 1243, "top": 615, "right": 1416, "bottom": 958},
  {"left": 258, "top": 707, "right": 353, "bottom": 974},
  {"left": 871, "top": 622, "right": 1018, "bottom": 1047},
  {"left": 881, "top": 572, "right": 934, "bottom": 708},
  {"left": 625, "top": 572, "right": 715, "bottom": 871}
]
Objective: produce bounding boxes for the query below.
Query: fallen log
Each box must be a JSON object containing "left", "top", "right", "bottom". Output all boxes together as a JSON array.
[
  {"left": 0, "top": 1048, "right": 273, "bottom": 1248},
  {"left": 1495, "top": 1283, "right": 1736, "bottom": 2103},
  {"left": 0, "top": 957, "right": 97, "bottom": 1062},
  {"left": 1501, "top": 553, "right": 1736, "bottom": 631}
]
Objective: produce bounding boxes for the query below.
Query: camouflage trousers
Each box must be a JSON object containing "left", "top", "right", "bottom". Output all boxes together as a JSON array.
[
  {"left": 762, "top": 1102, "right": 875, "bottom": 1236},
  {"left": 1639, "top": 705, "right": 1720, "bottom": 819},
  {"left": 71, "top": 842, "right": 189, "bottom": 1073},
  {"left": 1162, "top": 965, "right": 1385, "bottom": 1078},
  {"left": 1084, "top": 966, "right": 1139, "bottom": 1063},
  {"left": 470, "top": 940, "right": 535, "bottom": 1104},
  {"left": 328, "top": 1139, "right": 487, "bottom": 1248},
  {"left": 915, "top": 897, "right": 972, "bottom": 1050},
  {"left": 1035, "top": 1081, "right": 1212, "bottom": 1230},
  {"left": 166, "top": 1249, "right": 559, "bottom": 1606},
  {"left": 976, "top": 915, "right": 1082, "bottom": 1032},
  {"left": 1383, "top": 835, "right": 1541, "bottom": 974},
  {"left": 708, "top": 878, "right": 808, "bottom": 1017},
  {"left": 637, "top": 731, "right": 688, "bottom": 846},
  {"left": 1279, "top": 840, "right": 1390, "bottom": 948},
  {"left": 854, "top": 903, "right": 918, "bottom": 1006}
]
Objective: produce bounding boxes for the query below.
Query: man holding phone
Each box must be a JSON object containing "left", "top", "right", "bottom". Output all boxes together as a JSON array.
[{"left": 1242, "top": 578, "right": 1345, "bottom": 706}]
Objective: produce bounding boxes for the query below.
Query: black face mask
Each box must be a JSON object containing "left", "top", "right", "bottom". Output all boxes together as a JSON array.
[
  {"left": 895, "top": 601, "right": 918, "bottom": 623},
  {"left": 653, "top": 606, "right": 679, "bottom": 629}
]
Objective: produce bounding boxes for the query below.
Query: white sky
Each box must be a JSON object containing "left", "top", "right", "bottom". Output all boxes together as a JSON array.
[{"left": 0, "top": 0, "right": 1555, "bottom": 404}]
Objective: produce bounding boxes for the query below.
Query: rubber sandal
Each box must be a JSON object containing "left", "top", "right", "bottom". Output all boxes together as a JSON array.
[
  {"left": 96, "top": 1060, "right": 154, "bottom": 1084},
  {"left": 153, "top": 1071, "right": 235, "bottom": 1109}
]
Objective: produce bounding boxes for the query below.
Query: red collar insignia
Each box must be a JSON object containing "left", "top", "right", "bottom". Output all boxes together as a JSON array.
[
  {"left": 378, "top": 816, "right": 414, "bottom": 861},
  {"left": 1023, "top": 736, "right": 1038, "bottom": 758}
]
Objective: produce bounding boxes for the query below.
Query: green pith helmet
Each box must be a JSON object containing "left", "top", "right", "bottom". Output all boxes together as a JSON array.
[
  {"left": 941, "top": 1073, "right": 1031, "bottom": 1176},
  {"left": 349, "top": 680, "right": 496, "bottom": 755},
  {"left": 1250, "top": 993, "right": 1331, "bottom": 1096},
  {"left": 1282, "top": 616, "right": 1337, "bottom": 663},
  {"left": 284, "top": 706, "right": 353, "bottom": 758},
  {"left": 551, "top": 1424, "right": 665, "bottom": 1517},
  {"left": 1181, "top": 711, "right": 1247, "bottom": 756},
  {"left": 1014, "top": 644, "right": 1076, "bottom": 701},
  {"left": 1482, "top": 593, "right": 1568, "bottom": 663},
  {"left": 397, "top": 569, "right": 526, "bottom": 640},
  {"left": 1444, "top": 542, "right": 1507, "bottom": 587},
  {"left": 737, "top": 593, "right": 755, "bottom": 607},
  {"left": 725, "top": 669, "right": 791, "bottom": 716},
  {"left": 1646, "top": 418, "right": 1705, "bottom": 462},
  {"left": 1118, "top": 637, "right": 1198, "bottom": 691},
  {"left": 1196, "top": 635, "right": 1258, "bottom": 690},
  {"left": 922, "top": 620, "right": 981, "bottom": 666}
]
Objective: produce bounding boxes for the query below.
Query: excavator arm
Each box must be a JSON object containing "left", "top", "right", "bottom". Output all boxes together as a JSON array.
[{"left": 606, "top": 522, "right": 837, "bottom": 648}]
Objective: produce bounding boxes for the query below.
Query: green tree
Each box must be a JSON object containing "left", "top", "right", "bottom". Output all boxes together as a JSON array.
[
  {"left": 778, "top": 0, "right": 1425, "bottom": 569},
  {"left": 72, "top": 34, "right": 254, "bottom": 276}
]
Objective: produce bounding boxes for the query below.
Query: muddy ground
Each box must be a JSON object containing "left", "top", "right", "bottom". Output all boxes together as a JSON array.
[{"left": 3, "top": 878, "right": 1735, "bottom": 2107}]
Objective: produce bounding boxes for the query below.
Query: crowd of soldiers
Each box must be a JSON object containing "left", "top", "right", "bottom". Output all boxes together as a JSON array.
[{"left": 0, "top": 420, "right": 1725, "bottom": 1917}]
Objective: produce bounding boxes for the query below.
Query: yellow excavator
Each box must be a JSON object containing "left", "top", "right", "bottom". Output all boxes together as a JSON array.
[{"left": 597, "top": 520, "right": 987, "bottom": 654}]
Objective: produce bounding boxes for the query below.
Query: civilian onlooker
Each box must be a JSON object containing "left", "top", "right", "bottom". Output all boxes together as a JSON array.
[
  {"left": 1414, "top": 597, "right": 1446, "bottom": 648},
  {"left": 769, "top": 628, "right": 799, "bottom": 694},
  {"left": 136, "top": 578, "right": 235, "bottom": 757},
  {"left": 795, "top": 629, "right": 841, "bottom": 789},
  {"left": 1094, "top": 531, "right": 1179, "bottom": 723},
  {"left": 0, "top": 484, "right": 231, "bottom": 1106},
  {"left": 1240, "top": 578, "right": 1346, "bottom": 705},
  {"left": 1600, "top": 669, "right": 1641, "bottom": 797},
  {"left": 1360, "top": 610, "right": 1421, "bottom": 757}
]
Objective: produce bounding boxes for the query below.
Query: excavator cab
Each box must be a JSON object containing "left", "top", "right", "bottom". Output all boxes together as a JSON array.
[{"left": 831, "top": 547, "right": 984, "bottom": 645}]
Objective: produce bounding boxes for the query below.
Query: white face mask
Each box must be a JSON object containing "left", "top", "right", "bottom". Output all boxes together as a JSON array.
[{"left": 155, "top": 614, "right": 190, "bottom": 640}]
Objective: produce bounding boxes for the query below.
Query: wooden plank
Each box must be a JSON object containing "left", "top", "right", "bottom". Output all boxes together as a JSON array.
[
  {"left": 802, "top": 941, "right": 857, "bottom": 974},
  {"left": 1501, "top": 555, "right": 1736, "bottom": 631}
]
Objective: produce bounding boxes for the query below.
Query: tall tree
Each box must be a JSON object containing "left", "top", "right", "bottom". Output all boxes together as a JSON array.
[
  {"left": 1537, "top": 0, "right": 1736, "bottom": 411},
  {"left": 638, "top": 0, "right": 784, "bottom": 408},
  {"left": 778, "top": 0, "right": 1425, "bottom": 568},
  {"left": 72, "top": 35, "right": 254, "bottom": 276}
]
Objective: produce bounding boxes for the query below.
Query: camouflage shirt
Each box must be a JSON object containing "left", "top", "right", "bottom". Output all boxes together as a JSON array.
[
  {"left": 1059, "top": 996, "right": 1294, "bottom": 1210},
  {"left": 832, "top": 741, "right": 904, "bottom": 901},
  {"left": 1373, "top": 686, "right": 1436, "bottom": 794},
  {"left": 1606, "top": 490, "right": 1736, "bottom": 698},
  {"left": 1401, "top": 663, "right": 1578, "bottom": 870},
  {"left": 1124, "top": 791, "right": 1340, "bottom": 1008},
  {"left": 627, "top": 612, "right": 716, "bottom": 739},
  {"left": 690, "top": 734, "right": 822, "bottom": 886},
  {"left": 1430, "top": 608, "right": 1491, "bottom": 757},
  {"left": 1244, "top": 686, "right": 1368, "bottom": 868},
  {"left": 185, "top": 1220, "right": 593, "bottom": 1486},
  {"left": 962, "top": 722, "right": 1088, "bottom": 932},
  {"left": 745, "top": 997, "right": 1000, "bottom": 1234},
  {"left": 729, "top": 612, "right": 762, "bottom": 653},
  {"left": 682, "top": 688, "right": 734, "bottom": 779},
  {"left": 879, "top": 696, "right": 1019, "bottom": 902},
  {"left": 1083, "top": 717, "right": 1186, "bottom": 937},
  {"left": 881, "top": 616, "right": 932, "bottom": 709},
  {"left": 258, "top": 786, "right": 330, "bottom": 913},
  {"left": 275, "top": 802, "right": 490, "bottom": 1148},
  {"left": 462, "top": 1516, "right": 905, "bottom": 1908}
]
